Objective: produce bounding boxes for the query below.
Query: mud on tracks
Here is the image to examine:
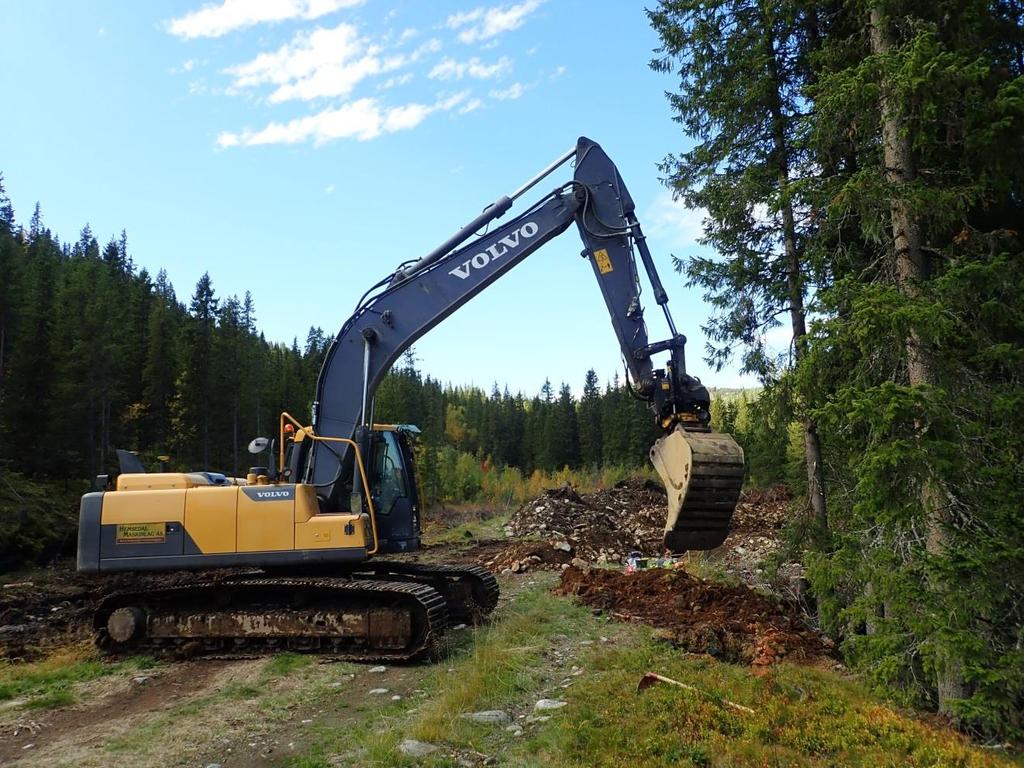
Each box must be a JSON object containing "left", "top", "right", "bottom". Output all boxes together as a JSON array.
[{"left": 555, "top": 565, "right": 835, "bottom": 669}]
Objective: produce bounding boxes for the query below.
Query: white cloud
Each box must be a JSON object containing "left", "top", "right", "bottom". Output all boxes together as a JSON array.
[
  {"left": 216, "top": 130, "right": 240, "bottom": 148},
  {"left": 445, "top": 0, "right": 544, "bottom": 44},
  {"left": 325, "top": 183, "right": 336, "bottom": 193},
  {"left": 167, "top": 0, "right": 363, "bottom": 40},
  {"left": 414, "top": 38, "right": 443, "bottom": 57},
  {"left": 428, "top": 56, "right": 511, "bottom": 81},
  {"left": 226, "top": 23, "right": 404, "bottom": 103},
  {"left": 645, "top": 190, "right": 707, "bottom": 248},
  {"left": 489, "top": 82, "right": 524, "bottom": 100},
  {"left": 458, "top": 98, "right": 483, "bottom": 114},
  {"left": 398, "top": 27, "right": 418, "bottom": 42},
  {"left": 379, "top": 72, "right": 414, "bottom": 90},
  {"left": 217, "top": 93, "right": 467, "bottom": 147}
]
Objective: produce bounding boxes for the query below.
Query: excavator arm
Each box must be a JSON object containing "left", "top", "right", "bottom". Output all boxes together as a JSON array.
[{"left": 308, "top": 136, "right": 743, "bottom": 551}]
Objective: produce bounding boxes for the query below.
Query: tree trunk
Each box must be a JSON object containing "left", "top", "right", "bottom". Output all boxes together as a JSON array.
[
  {"left": 763, "top": 17, "right": 828, "bottom": 531},
  {"left": 869, "top": 4, "right": 967, "bottom": 716}
]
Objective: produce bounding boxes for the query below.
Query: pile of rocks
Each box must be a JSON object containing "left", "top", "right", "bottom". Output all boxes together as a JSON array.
[{"left": 504, "top": 479, "right": 669, "bottom": 564}]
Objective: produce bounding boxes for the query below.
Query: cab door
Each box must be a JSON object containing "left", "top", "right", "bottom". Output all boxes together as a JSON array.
[{"left": 369, "top": 431, "right": 420, "bottom": 553}]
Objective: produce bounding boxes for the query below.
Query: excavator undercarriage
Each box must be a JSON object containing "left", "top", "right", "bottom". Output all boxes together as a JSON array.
[{"left": 94, "top": 563, "right": 498, "bottom": 661}]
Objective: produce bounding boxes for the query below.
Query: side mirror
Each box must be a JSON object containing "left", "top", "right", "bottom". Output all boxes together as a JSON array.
[{"left": 248, "top": 437, "right": 270, "bottom": 455}]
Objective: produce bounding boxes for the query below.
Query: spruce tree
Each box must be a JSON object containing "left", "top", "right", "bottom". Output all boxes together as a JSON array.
[
  {"left": 649, "top": 0, "right": 828, "bottom": 528},
  {"left": 578, "top": 369, "right": 603, "bottom": 468}
]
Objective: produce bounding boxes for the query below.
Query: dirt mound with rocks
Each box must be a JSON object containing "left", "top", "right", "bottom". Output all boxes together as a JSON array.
[
  {"left": 476, "top": 540, "right": 573, "bottom": 574},
  {"left": 500, "top": 480, "right": 796, "bottom": 576},
  {"left": 555, "top": 565, "right": 835, "bottom": 668},
  {"left": 506, "top": 478, "right": 669, "bottom": 564}
]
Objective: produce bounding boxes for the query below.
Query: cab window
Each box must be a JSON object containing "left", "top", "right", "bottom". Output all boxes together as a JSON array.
[{"left": 372, "top": 432, "right": 407, "bottom": 515}]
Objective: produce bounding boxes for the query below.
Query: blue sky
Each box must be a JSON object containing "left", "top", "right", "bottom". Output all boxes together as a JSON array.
[{"left": 1, "top": 0, "right": 764, "bottom": 396}]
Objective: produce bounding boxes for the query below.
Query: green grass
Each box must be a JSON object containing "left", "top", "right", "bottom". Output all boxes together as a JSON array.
[
  {"left": 423, "top": 508, "right": 511, "bottom": 546},
  {"left": 282, "top": 575, "right": 597, "bottom": 767},
  {"left": 680, "top": 551, "right": 744, "bottom": 587},
  {"left": 285, "top": 579, "right": 1021, "bottom": 768},
  {"left": 0, "top": 646, "right": 154, "bottom": 710},
  {"left": 262, "top": 651, "right": 314, "bottom": 678},
  {"left": 525, "top": 640, "right": 1021, "bottom": 767}
]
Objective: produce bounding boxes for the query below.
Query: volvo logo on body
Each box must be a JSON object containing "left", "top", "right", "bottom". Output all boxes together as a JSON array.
[
  {"left": 256, "top": 490, "right": 290, "bottom": 499},
  {"left": 243, "top": 487, "right": 294, "bottom": 502},
  {"left": 448, "top": 221, "right": 539, "bottom": 280}
]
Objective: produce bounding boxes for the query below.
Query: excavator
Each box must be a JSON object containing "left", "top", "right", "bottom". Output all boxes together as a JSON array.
[{"left": 76, "top": 137, "right": 744, "bottom": 661}]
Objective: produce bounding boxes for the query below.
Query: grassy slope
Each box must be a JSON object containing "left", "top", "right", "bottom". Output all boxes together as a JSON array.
[
  {"left": 288, "top": 576, "right": 1020, "bottom": 768},
  {"left": 0, "top": 644, "right": 151, "bottom": 710}
]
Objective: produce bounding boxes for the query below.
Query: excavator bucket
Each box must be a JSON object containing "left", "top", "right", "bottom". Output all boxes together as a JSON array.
[{"left": 650, "top": 426, "right": 745, "bottom": 552}]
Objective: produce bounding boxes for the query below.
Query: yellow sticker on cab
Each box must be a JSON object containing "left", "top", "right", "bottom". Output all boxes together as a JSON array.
[
  {"left": 594, "top": 248, "right": 613, "bottom": 274},
  {"left": 116, "top": 522, "right": 166, "bottom": 544}
]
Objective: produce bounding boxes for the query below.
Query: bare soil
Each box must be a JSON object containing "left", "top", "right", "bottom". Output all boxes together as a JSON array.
[{"left": 555, "top": 565, "right": 835, "bottom": 668}]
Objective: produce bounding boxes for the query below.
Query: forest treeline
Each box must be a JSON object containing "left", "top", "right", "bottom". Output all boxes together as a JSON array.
[
  {"left": 648, "top": 0, "right": 1023, "bottom": 741},
  {"left": 0, "top": 192, "right": 676, "bottom": 493}
]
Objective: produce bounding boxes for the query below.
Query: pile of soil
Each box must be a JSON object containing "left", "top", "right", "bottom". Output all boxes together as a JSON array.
[
  {"left": 555, "top": 565, "right": 835, "bottom": 668},
  {"left": 506, "top": 479, "right": 669, "bottom": 563}
]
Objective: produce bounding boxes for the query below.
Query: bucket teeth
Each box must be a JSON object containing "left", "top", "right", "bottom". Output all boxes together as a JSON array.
[{"left": 650, "top": 426, "right": 744, "bottom": 552}]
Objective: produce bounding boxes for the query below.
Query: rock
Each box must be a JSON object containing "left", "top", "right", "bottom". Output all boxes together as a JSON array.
[
  {"left": 534, "top": 699, "right": 567, "bottom": 711},
  {"left": 505, "top": 724, "right": 524, "bottom": 736},
  {"left": 132, "top": 675, "right": 151, "bottom": 685},
  {"left": 204, "top": 764, "right": 220, "bottom": 768},
  {"left": 368, "top": 665, "right": 387, "bottom": 673},
  {"left": 571, "top": 557, "right": 588, "bottom": 568},
  {"left": 461, "top": 709, "right": 512, "bottom": 725},
  {"left": 398, "top": 739, "right": 439, "bottom": 758},
  {"left": 368, "top": 688, "right": 389, "bottom": 695},
  {"left": 553, "top": 541, "right": 572, "bottom": 552},
  {"left": 525, "top": 715, "right": 551, "bottom": 723},
  {"left": 391, "top": 695, "right": 402, "bottom": 701}
]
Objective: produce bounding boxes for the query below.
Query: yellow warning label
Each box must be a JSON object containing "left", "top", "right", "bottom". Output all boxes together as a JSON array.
[
  {"left": 116, "top": 522, "right": 166, "bottom": 544},
  {"left": 594, "top": 248, "right": 613, "bottom": 274}
]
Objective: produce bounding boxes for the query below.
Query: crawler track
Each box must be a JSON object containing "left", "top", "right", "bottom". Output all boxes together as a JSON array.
[
  {"left": 345, "top": 562, "right": 500, "bottom": 624},
  {"left": 93, "top": 577, "right": 447, "bottom": 662}
]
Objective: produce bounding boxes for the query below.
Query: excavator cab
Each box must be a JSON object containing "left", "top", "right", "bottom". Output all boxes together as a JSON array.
[{"left": 366, "top": 426, "right": 422, "bottom": 553}]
